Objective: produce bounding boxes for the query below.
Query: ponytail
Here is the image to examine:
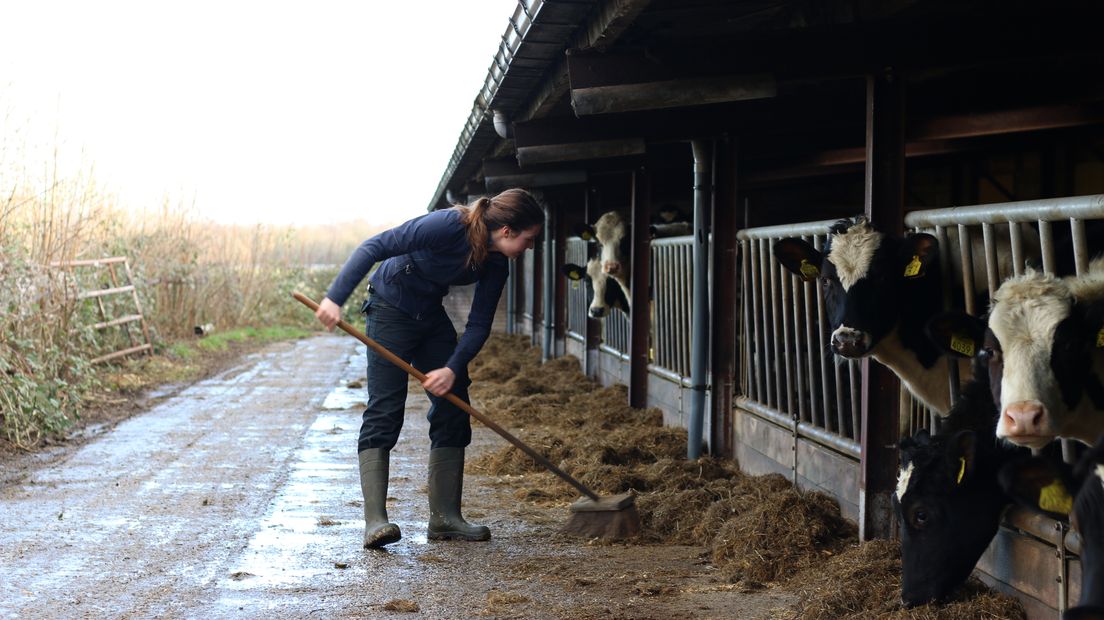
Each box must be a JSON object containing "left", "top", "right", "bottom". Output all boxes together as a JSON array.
[
  {"left": 460, "top": 197, "right": 492, "bottom": 267},
  {"left": 455, "top": 188, "right": 544, "bottom": 268}
]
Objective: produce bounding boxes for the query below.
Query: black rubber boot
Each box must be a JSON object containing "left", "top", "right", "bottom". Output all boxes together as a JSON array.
[
  {"left": 427, "top": 447, "right": 491, "bottom": 541},
  {"left": 358, "top": 448, "right": 401, "bottom": 548}
]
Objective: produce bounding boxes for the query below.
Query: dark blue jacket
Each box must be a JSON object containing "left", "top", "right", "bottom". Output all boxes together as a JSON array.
[{"left": 326, "top": 208, "right": 508, "bottom": 377}]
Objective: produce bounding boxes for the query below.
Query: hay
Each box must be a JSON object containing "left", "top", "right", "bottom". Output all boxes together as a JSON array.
[
  {"left": 467, "top": 334, "right": 1022, "bottom": 616},
  {"left": 787, "top": 540, "right": 1026, "bottom": 620}
]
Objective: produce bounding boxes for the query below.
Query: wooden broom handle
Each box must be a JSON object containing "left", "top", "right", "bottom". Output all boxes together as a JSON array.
[{"left": 292, "top": 291, "right": 600, "bottom": 502}]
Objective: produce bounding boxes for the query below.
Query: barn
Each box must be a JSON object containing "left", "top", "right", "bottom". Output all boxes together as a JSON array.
[{"left": 429, "top": 1, "right": 1104, "bottom": 616}]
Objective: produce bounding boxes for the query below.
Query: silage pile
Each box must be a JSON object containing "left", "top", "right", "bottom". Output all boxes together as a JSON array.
[{"left": 467, "top": 334, "right": 1025, "bottom": 618}]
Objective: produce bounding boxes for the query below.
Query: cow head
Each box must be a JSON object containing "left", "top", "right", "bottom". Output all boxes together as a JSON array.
[
  {"left": 563, "top": 259, "right": 629, "bottom": 319},
  {"left": 931, "top": 272, "right": 1104, "bottom": 448},
  {"left": 895, "top": 357, "right": 1012, "bottom": 607},
  {"left": 592, "top": 211, "right": 630, "bottom": 280},
  {"left": 775, "top": 217, "right": 940, "bottom": 359},
  {"left": 1000, "top": 436, "right": 1104, "bottom": 616}
]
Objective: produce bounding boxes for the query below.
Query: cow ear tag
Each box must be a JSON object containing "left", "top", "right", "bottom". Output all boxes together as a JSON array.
[
  {"left": 1039, "top": 479, "right": 1073, "bottom": 515},
  {"left": 798, "top": 259, "right": 820, "bottom": 282},
  {"left": 904, "top": 255, "right": 923, "bottom": 278},
  {"left": 950, "top": 333, "right": 976, "bottom": 357},
  {"left": 1095, "top": 326, "right": 1104, "bottom": 348},
  {"left": 580, "top": 230, "right": 594, "bottom": 241},
  {"left": 571, "top": 280, "right": 580, "bottom": 290},
  {"left": 956, "top": 457, "right": 967, "bottom": 485}
]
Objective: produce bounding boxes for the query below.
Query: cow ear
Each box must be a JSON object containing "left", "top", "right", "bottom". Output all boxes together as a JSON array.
[
  {"left": 901, "top": 233, "right": 939, "bottom": 279},
  {"left": 773, "top": 238, "right": 823, "bottom": 282},
  {"left": 574, "top": 223, "right": 596, "bottom": 241},
  {"left": 562, "top": 264, "right": 586, "bottom": 281},
  {"left": 926, "top": 311, "right": 986, "bottom": 358},
  {"left": 998, "top": 457, "right": 1075, "bottom": 519},
  {"left": 947, "top": 430, "right": 977, "bottom": 486}
]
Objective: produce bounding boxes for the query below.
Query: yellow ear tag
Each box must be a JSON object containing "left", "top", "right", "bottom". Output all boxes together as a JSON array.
[
  {"left": 904, "top": 255, "right": 923, "bottom": 278},
  {"left": 1039, "top": 480, "right": 1073, "bottom": 515},
  {"left": 956, "top": 457, "right": 967, "bottom": 485},
  {"left": 571, "top": 280, "right": 580, "bottom": 290},
  {"left": 580, "top": 231, "right": 593, "bottom": 241},
  {"left": 799, "top": 259, "right": 820, "bottom": 281},
  {"left": 1096, "top": 327, "right": 1104, "bottom": 348},
  {"left": 950, "top": 333, "right": 975, "bottom": 357}
]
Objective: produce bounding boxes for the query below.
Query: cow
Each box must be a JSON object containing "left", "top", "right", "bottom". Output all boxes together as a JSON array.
[
  {"left": 563, "top": 210, "right": 632, "bottom": 319},
  {"left": 999, "top": 435, "right": 1104, "bottom": 619},
  {"left": 774, "top": 217, "right": 972, "bottom": 414},
  {"left": 929, "top": 264, "right": 1104, "bottom": 449},
  {"left": 563, "top": 208, "right": 691, "bottom": 319},
  {"left": 894, "top": 352, "right": 1026, "bottom": 606}
]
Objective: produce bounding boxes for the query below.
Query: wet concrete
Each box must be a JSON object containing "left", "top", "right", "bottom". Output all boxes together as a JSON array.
[{"left": 0, "top": 334, "right": 796, "bottom": 619}]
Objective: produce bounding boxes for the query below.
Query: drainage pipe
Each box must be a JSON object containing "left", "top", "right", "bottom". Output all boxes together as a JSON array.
[
  {"left": 688, "top": 139, "right": 712, "bottom": 459},
  {"left": 542, "top": 204, "right": 554, "bottom": 362}
]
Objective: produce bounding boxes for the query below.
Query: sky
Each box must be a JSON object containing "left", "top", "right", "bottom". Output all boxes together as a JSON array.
[{"left": 0, "top": 0, "right": 519, "bottom": 226}]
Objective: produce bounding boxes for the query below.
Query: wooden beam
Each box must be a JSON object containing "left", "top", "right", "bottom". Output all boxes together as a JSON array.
[
  {"left": 516, "top": 139, "right": 645, "bottom": 166},
  {"left": 571, "top": 74, "right": 776, "bottom": 116},
  {"left": 711, "top": 136, "right": 739, "bottom": 458},
  {"left": 859, "top": 68, "right": 905, "bottom": 543}
]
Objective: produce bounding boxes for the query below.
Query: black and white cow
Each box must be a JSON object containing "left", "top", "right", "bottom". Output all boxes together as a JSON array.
[
  {"left": 894, "top": 352, "right": 1025, "bottom": 606},
  {"left": 1000, "top": 435, "right": 1104, "bottom": 619},
  {"left": 563, "top": 208, "right": 691, "bottom": 319},
  {"left": 775, "top": 217, "right": 968, "bottom": 414},
  {"left": 932, "top": 265, "right": 1104, "bottom": 448},
  {"left": 563, "top": 210, "right": 632, "bottom": 319}
]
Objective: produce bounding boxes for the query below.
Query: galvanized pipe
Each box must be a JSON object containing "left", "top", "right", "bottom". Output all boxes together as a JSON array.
[
  {"left": 741, "top": 242, "right": 755, "bottom": 400},
  {"left": 958, "top": 224, "right": 977, "bottom": 316},
  {"left": 542, "top": 205, "right": 554, "bottom": 362},
  {"left": 1009, "top": 220, "right": 1025, "bottom": 277},
  {"left": 688, "top": 139, "right": 711, "bottom": 460},
  {"left": 904, "top": 194, "right": 1104, "bottom": 227}
]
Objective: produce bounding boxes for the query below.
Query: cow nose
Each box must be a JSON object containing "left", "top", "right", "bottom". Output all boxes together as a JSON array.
[
  {"left": 603, "top": 261, "right": 621, "bottom": 275},
  {"left": 589, "top": 306, "right": 606, "bottom": 318},
  {"left": 1002, "top": 401, "right": 1045, "bottom": 436},
  {"left": 831, "top": 327, "right": 869, "bottom": 357}
]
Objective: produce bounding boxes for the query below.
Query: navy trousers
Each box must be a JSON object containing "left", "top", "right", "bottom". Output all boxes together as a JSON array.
[{"left": 358, "top": 295, "right": 473, "bottom": 453}]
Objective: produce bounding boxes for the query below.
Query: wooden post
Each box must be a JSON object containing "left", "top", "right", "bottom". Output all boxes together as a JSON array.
[
  {"left": 711, "top": 136, "right": 739, "bottom": 458},
  {"left": 860, "top": 68, "right": 906, "bottom": 542},
  {"left": 629, "top": 167, "right": 651, "bottom": 408},
  {"left": 553, "top": 192, "right": 568, "bottom": 358},
  {"left": 584, "top": 185, "right": 602, "bottom": 379}
]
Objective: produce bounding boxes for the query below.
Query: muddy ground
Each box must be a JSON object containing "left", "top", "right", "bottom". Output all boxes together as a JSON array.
[{"left": 0, "top": 330, "right": 1024, "bottom": 619}]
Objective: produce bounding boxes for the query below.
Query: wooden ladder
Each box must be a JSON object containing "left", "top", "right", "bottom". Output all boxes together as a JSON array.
[{"left": 53, "top": 256, "right": 154, "bottom": 364}]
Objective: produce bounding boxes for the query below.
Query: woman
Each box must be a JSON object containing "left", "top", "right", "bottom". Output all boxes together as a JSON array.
[{"left": 315, "top": 188, "right": 543, "bottom": 548}]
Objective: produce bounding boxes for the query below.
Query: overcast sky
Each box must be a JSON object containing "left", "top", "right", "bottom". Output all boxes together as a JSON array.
[{"left": 0, "top": 0, "right": 518, "bottom": 226}]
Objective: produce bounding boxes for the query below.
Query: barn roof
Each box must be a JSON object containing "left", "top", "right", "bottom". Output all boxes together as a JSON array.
[{"left": 428, "top": 0, "right": 1104, "bottom": 211}]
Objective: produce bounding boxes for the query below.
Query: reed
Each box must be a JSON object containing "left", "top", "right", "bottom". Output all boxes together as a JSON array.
[{"left": 0, "top": 148, "right": 387, "bottom": 447}]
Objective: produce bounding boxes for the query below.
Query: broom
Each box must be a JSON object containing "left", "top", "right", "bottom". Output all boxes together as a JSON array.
[{"left": 293, "top": 292, "right": 641, "bottom": 540}]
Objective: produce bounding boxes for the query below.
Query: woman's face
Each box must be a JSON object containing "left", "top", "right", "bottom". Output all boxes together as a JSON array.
[{"left": 493, "top": 224, "right": 541, "bottom": 258}]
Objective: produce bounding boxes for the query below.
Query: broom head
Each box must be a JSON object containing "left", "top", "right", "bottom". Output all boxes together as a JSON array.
[{"left": 562, "top": 491, "right": 641, "bottom": 540}]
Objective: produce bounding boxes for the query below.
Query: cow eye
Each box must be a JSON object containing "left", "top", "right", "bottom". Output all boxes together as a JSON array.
[
  {"left": 978, "top": 347, "right": 992, "bottom": 360},
  {"left": 909, "top": 506, "right": 929, "bottom": 529}
]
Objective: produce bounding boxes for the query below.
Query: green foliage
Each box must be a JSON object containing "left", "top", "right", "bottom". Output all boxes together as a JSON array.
[{"left": 0, "top": 241, "right": 98, "bottom": 448}]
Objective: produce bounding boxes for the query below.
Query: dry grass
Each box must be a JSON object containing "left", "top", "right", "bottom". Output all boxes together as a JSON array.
[
  {"left": 468, "top": 334, "right": 1026, "bottom": 619},
  {"left": 0, "top": 128, "right": 385, "bottom": 447}
]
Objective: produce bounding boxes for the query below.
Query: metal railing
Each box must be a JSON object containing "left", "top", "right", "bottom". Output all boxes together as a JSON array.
[
  {"left": 565, "top": 237, "right": 589, "bottom": 339},
  {"left": 521, "top": 248, "right": 534, "bottom": 320},
  {"left": 737, "top": 221, "right": 862, "bottom": 458},
  {"left": 651, "top": 235, "right": 694, "bottom": 378}
]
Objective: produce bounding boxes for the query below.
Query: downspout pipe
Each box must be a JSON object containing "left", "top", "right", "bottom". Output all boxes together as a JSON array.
[
  {"left": 542, "top": 204, "right": 554, "bottom": 362},
  {"left": 689, "top": 139, "right": 712, "bottom": 459}
]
